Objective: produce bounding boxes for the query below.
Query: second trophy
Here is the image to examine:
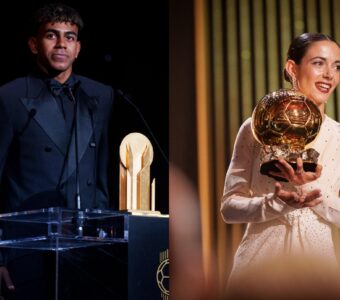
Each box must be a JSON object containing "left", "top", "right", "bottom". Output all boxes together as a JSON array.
[{"left": 251, "top": 89, "right": 322, "bottom": 181}]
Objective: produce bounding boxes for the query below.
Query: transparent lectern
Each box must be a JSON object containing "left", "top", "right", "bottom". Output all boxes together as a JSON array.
[{"left": 0, "top": 207, "right": 169, "bottom": 300}]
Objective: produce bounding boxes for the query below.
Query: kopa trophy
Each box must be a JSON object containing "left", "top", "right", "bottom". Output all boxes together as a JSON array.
[{"left": 251, "top": 89, "right": 322, "bottom": 181}]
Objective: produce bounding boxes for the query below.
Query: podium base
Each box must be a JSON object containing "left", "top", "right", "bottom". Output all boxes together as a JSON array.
[{"left": 0, "top": 208, "right": 169, "bottom": 300}]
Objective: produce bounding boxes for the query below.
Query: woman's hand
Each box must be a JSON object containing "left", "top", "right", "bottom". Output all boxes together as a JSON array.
[
  {"left": 269, "top": 157, "right": 322, "bottom": 185},
  {"left": 274, "top": 182, "right": 322, "bottom": 208}
]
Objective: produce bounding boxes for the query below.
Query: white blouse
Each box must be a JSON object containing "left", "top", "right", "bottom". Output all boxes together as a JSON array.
[{"left": 221, "top": 115, "right": 340, "bottom": 275}]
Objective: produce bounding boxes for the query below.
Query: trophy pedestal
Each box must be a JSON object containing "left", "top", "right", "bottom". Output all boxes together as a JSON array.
[
  {"left": 121, "top": 209, "right": 162, "bottom": 216},
  {"left": 260, "top": 160, "right": 317, "bottom": 182}
]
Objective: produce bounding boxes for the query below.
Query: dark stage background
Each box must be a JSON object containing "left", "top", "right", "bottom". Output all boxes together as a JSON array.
[{"left": 0, "top": 1, "right": 169, "bottom": 214}]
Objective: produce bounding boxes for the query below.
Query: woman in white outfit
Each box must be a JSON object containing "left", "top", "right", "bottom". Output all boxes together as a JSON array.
[{"left": 221, "top": 32, "right": 340, "bottom": 292}]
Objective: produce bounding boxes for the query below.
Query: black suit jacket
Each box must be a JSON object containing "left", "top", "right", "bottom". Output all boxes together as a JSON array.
[{"left": 0, "top": 73, "right": 114, "bottom": 212}]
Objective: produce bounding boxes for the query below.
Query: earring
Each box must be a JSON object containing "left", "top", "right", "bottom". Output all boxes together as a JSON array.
[{"left": 291, "top": 76, "right": 298, "bottom": 91}]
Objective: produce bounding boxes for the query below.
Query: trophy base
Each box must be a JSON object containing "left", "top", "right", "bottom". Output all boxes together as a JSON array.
[
  {"left": 120, "top": 209, "right": 162, "bottom": 216},
  {"left": 260, "top": 160, "right": 317, "bottom": 182}
]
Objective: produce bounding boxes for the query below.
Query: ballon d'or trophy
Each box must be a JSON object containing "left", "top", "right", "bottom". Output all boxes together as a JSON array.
[
  {"left": 119, "top": 132, "right": 160, "bottom": 215},
  {"left": 251, "top": 89, "right": 322, "bottom": 181}
]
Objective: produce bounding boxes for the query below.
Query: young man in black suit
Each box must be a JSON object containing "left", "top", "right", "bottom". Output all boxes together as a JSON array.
[
  {"left": 0, "top": 3, "right": 115, "bottom": 298},
  {"left": 0, "top": 3, "right": 113, "bottom": 212}
]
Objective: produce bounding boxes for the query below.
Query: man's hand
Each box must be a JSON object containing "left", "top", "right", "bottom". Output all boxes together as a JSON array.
[{"left": 0, "top": 266, "right": 14, "bottom": 299}]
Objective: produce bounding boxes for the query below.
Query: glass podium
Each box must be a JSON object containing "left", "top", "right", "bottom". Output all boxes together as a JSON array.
[
  {"left": 0, "top": 207, "right": 127, "bottom": 250},
  {"left": 0, "top": 207, "right": 128, "bottom": 300},
  {"left": 0, "top": 207, "right": 169, "bottom": 300}
]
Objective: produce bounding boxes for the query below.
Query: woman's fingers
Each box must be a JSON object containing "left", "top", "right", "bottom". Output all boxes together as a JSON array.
[
  {"left": 298, "top": 189, "right": 322, "bottom": 207},
  {"left": 295, "top": 158, "right": 303, "bottom": 175},
  {"left": 275, "top": 181, "right": 322, "bottom": 208}
]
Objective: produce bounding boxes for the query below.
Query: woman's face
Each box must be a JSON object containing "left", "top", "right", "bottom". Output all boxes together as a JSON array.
[{"left": 288, "top": 41, "right": 340, "bottom": 112}]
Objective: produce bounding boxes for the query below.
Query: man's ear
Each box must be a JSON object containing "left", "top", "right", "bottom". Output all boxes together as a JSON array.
[
  {"left": 75, "top": 41, "right": 81, "bottom": 59},
  {"left": 28, "top": 37, "right": 38, "bottom": 54}
]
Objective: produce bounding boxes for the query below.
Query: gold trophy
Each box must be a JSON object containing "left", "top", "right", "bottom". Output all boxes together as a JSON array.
[
  {"left": 251, "top": 89, "right": 322, "bottom": 181},
  {"left": 119, "top": 132, "right": 160, "bottom": 215}
]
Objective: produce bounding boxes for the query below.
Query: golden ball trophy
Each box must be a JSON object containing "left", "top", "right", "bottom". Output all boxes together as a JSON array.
[{"left": 251, "top": 89, "right": 322, "bottom": 181}]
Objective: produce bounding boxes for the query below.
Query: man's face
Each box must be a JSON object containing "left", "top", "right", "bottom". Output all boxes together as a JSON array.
[{"left": 29, "top": 21, "right": 81, "bottom": 77}]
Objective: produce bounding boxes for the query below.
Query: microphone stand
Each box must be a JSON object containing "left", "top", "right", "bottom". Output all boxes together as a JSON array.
[
  {"left": 68, "top": 87, "right": 84, "bottom": 237},
  {"left": 116, "top": 89, "right": 169, "bottom": 164}
]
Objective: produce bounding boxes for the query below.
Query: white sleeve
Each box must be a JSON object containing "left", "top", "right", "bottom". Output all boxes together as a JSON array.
[
  {"left": 220, "top": 119, "right": 295, "bottom": 224},
  {"left": 298, "top": 181, "right": 340, "bottom": 228}
]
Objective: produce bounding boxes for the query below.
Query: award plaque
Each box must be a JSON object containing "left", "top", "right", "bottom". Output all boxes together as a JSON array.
[{"left": 251, "top": 89, "right": 322, "bottom": 181}]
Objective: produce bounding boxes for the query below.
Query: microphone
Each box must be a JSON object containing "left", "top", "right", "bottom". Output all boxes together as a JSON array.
[
  {"left": 19, "top": 109, "right": 37, "bottom": 135},
  {"left": 67, "top": 86, "right": 84, "bottom": 237},
  {"left": 67, "top": 87, "right": 81, "bottom": 210},
  {"left": 116, "top": 89, "right": 168, "bottom": 164},
  {"left": 88, "top": 108, "right": 97, "bottom": 205}
]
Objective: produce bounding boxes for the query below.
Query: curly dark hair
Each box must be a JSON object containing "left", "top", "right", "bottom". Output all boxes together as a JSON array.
[
  {"left": 30, "top": 2, "right": 84, "bottom": 36},
  {"left": 284, "top": 32, "right": 340, "bottom": 83}
]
